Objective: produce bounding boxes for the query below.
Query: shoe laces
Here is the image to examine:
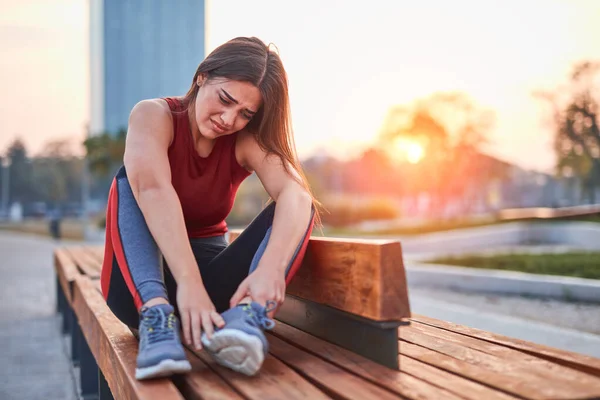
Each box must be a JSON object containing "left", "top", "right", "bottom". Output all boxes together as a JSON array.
[
  {"left": 141, "top": 307, "right": 177, "bottom": 345},
  {"left": 242, "top": 300, "right": 277, "bottom": 330}
]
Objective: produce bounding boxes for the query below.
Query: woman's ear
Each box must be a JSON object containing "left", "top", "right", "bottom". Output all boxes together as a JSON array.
[{"left": 196, "top": 73, "right": 207, "bottom": 87}]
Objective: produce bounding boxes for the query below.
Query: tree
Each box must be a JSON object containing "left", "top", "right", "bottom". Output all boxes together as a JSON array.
[
  {"left": 32, "top": 139, "right": 84, "bottom": 206},
  {"left": 84, "top": 129, "right": 127, "bottom": 200},
  {"left": 377, "top": 92, "right": 502, "bottom": 216},
  {"left": 536, "top": 61, "right": 600, "bottom": 203},
  {"left": 5, "top": 138, "right": 34, "bottom": 203},
  {"left": 84, "top": 129, "right": 126, "bottom": 178}
]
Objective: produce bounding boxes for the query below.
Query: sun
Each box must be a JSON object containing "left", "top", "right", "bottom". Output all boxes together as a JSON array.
[{"left": 393, "top": 138, "right": 425, "bottom": 164}]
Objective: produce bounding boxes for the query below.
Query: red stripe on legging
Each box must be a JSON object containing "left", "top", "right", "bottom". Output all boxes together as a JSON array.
[
  {"left": 107, "top": 178, "right": 144, "bottom": 310},
  {"left": 285, "top": 211, "right": 315, "bottom": 285},
  {"left": 100, "top": 182, "right": 115, "bottom": 300}
]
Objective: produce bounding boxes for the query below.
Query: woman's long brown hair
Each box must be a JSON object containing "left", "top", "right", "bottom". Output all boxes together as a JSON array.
[{"left": 182, "top": 37, "right": 321, "bottom": 225}]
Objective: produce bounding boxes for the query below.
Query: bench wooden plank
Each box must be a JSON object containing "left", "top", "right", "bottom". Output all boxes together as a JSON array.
[
  {"left": 84, "top": 245, "right": 105, "bottom": 263},
  {"left": 411, "top": 313, "right": 600, "bottom": 376},
  {"left": 271, "top": 322, "right": 515, "bottom": 400},
  {"left": 406, "top": 321, "right": 600, "bottom": 390},
  {"left": 398, "top": 356, "right": 518, "bottom": 400},
  {"left": 171, "top": 349, "right": 245, "bottom": 400},
  {"left": 400, "top": 332, "right": 600, "bottom": 399},
  {"left": 54, "top": 248, "right": 81, "bottom": 304},
  {"left": 72, "top": 275, "right": 184, "bottom": 399},
  {"left": 65, "top": 246, "right": 101, "bottom": 279},
  {"left": 269, "top": 334, "right": 419, "bottom": 400},
  {"left": 190, "top": 349, "right": 331, "bottom": 399},
  {"left": 401, "top": 340, "right": 548, "bottom": 399},
  {"left": 228, "top": 232, "right": 410, "bottom": 322}
]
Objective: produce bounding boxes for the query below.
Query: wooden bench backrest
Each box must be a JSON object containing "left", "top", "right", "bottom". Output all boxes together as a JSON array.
[{"left": 229, "top": 231, "right": 411, "bottom": 322}]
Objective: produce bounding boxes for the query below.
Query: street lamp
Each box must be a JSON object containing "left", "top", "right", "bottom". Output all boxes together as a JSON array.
[{"left": 1, "top": 156, "right": 11, "bottom": 218}]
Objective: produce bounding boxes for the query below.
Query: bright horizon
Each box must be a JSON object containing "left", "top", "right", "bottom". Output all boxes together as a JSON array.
[{"left": 2, "top": 0, "right": 600, "bottom": 173}]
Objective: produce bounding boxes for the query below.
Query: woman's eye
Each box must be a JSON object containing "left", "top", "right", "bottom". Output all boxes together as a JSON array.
[
  {"left": 219, "top": 95, "right": 230, "bottom": 105},
  {"left": 242, "top": 113, "right": 252, "bottom": 120}
]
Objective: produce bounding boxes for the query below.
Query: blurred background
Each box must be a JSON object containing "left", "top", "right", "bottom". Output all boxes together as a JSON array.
[
  {"left": 1, "top": 0, "right": 600, "bottom": 237},
  {"left": 1, "top": 0, "right": 600, "bottom": 373}
]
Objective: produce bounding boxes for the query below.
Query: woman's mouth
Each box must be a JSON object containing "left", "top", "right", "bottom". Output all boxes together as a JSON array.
[{"left": 211, "top": 119, "right": 227, "bottom": 134}]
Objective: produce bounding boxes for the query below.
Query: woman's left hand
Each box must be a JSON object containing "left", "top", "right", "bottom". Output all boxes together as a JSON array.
[{"left": 229, "top": 266, "right": 286, "bottom": 314}]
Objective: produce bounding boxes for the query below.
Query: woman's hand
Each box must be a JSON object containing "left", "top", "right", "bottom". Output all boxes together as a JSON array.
[
  {"left": 177, "top": 278, "right": 224, "bottom": 350},
  {"left": 229, "top": 266, "right": 286, "bottom": 314}
]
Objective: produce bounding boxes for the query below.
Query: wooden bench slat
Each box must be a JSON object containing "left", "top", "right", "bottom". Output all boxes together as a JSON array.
[
  {"left": 398, "top": 356, "right": 518, "bottom": 400},
  {"left": 229, "top": 232, "right": 410, "bottom": 322},
  {"left": 84, "top": 245, "right": 105, "bottom": 263},
  {"left": 65, "top": 247, "right": 101, "bottom": 279},
  {"left": 269, "top": 333, "right": 431, "bottom": 400},
  {"left": 401, "top": 340, "right": 548, "bottom": 399},
  {"left": 400, "top": 333, "right": 600, "bottom": 400},
  {"left": 406, "top": 321, "right": 600, "bottom": 390},
  {"left": 271, "top": 322, "right": 512, "bottom": 400},
  {"left": 286, "top": 238, "right": 410, "bottom": 321},
  {"left": 54, "top": 248, "right": 81, "bottom": 304},
  {"left": 171, "top": 349, "right": 246, "bottom": 400},
  {"left": 72, "top": 275, "right": 184, "bottom": 399},
  {"left": 411, "top": 313, "right": 600, "bottom": 376},
  {"left": 189, "top": 349, "right": 331, "bottom": 399}
]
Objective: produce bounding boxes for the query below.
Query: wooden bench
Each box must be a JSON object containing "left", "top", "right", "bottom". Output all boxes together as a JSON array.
[{"left": 54, "top": 235, "right": 600, "bottom": 399}]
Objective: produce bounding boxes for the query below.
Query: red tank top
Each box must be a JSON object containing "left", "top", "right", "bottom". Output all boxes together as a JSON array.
[{"left": 163, "top": 97, "right": 252, "bottom": 238}]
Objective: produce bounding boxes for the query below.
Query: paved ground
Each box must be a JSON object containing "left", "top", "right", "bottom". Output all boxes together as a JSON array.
[
  {"left": 1, "top": 230, "right": 599, "bottom": 399},
  {"left": 0, "top": 231, "right": 78, "bottom": 400}
]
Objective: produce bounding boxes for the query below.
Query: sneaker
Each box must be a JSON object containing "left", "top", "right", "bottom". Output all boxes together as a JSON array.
[
  {"left": 201, "top": 301, "right": 277, "bottom": 376},
  {"left": 135, "top": 304, "right": 192, "bottom": 380}
]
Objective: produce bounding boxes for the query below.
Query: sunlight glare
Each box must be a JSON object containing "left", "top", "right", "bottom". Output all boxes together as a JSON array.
[{"left": 393, "top": 138, "right": 425, "bottom": 164}]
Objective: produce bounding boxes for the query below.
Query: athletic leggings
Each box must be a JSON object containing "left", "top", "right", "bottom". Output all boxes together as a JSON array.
[{"left": 100, "top": 167, "right": 315, "bottom": 329}]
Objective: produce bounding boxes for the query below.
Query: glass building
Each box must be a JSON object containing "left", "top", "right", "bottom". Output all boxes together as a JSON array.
[{"left": 90, "top": 0, "right": 206, "bottom": 135}]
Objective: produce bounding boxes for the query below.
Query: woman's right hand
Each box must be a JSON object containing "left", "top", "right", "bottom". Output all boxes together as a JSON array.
[{"left": 176, "top": 278, "right": 225, "bottom": 350}]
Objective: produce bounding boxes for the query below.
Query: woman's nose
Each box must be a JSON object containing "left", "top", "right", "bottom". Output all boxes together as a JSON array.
[{"left": 220, "top": 111, "right": 235, "bottom": 128}]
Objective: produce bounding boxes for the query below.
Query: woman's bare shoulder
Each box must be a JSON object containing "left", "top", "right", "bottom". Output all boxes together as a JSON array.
[
  {"left": 131, "top": 98, "right": 173, "bottom": 121},
  {"left": 127, "top": 99, "right": 175, "bottom": 149}
]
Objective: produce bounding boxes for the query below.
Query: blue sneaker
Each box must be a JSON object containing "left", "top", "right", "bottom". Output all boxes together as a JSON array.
[
  {"left": 201, "top": 301, "right": 277, "bottom": 376},
  {"left": 135, "top": 304, "right": 192, "bottom": 380}
]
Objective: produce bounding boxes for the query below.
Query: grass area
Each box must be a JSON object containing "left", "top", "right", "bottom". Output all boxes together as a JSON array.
[
  {"left": 0, "top": 218, "right": 85, "bottom": 240},
  {"left": 427, "top": 252, "right": 600, "bottom": 280}
]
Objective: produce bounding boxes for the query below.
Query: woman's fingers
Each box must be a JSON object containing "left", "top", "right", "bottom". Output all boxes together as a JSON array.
[
  {"left": 180, "top": 310, "right": 191, "bottom": 346},
  {"left": 211, "top": 311, "right": 225, "bottom": 329},
  {"left": 201, "top": 311, "right": 215, "bottom": 340},
  {"left": 230, "top": 279, "right": 249, "bottom": 308},
  {"left": 191, "top": 311, "right": 202, "bottom": 350}
]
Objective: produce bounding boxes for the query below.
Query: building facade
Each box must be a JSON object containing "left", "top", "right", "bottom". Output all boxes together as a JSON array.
[{"left": 90, "top": 0, "right": 206, "bottom": 135}]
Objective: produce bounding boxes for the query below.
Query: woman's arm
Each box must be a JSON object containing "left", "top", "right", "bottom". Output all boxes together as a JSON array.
[
  {"left": 124, "top": 99, "right": 200, "bottom": 286},
  {"left": 124, "top": 99, "right": 224, "bottom": 349},
  {"left": 229, "top": 131, "right": 313, "bottom": 307}
]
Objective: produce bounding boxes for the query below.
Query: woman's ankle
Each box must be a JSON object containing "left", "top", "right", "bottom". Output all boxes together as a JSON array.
[{"left": 142, "top": 297, "right": 169, "bottom": 309}]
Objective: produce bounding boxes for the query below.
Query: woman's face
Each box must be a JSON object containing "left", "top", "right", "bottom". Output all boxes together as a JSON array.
[{"left": 194, "top": 76, "right": 262, "bottom": 139}]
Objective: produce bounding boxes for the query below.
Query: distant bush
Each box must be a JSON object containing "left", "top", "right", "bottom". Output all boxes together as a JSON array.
[{"left": 321, "top": 196, "right": 399, "bottom": 227}]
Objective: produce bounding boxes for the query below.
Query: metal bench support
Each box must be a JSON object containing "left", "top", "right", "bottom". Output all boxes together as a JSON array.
[{"left": 277, "top": 295, "right": 407, "bottom": 369}]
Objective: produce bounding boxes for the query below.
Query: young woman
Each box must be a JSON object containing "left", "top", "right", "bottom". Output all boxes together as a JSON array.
[{"left": 100, "top": 37, "right": 317, "bottom": 380}]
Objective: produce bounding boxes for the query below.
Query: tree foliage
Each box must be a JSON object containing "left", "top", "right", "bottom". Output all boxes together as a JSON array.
[{"left": 536, "top": 61, "right": 600, "bottom": 202}]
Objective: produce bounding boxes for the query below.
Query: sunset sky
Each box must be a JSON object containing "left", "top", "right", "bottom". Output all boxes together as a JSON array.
[{"left": 1, "top": 0, "right": 599, "bottom": 172}]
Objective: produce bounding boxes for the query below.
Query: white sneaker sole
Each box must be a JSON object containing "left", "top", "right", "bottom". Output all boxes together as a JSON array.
[
  {"left": 135, "top": 359, "right": 192, "bottom": 380},
  {"left": 201, "top": 329, "right": 265, "bottom": 376}
]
